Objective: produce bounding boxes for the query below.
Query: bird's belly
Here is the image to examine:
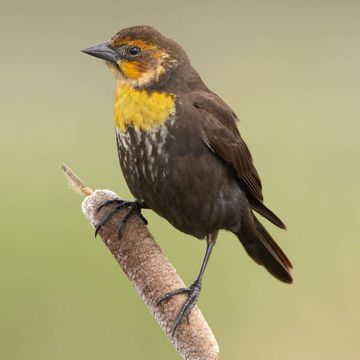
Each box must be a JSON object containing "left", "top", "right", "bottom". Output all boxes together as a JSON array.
[{"left": 116, "top": 123, "right": 245, "bottom": 238}]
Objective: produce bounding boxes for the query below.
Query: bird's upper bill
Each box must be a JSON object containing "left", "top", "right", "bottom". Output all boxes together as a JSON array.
[{"left": 82, "top": 26, "right": 179, "bottom": 88}]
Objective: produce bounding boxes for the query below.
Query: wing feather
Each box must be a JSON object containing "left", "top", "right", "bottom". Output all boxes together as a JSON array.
[{"left": 189, "top": 91, "right": 285, "bottom": 229}]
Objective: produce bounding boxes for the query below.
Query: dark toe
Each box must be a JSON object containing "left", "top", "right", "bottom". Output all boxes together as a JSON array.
[
  {"left": 156, "top": 288, "right": 190, "bottom": 306},
  {"left": 95, "top": 199, "right": 148, "bottom": 239},
  {"left": 156, "top": 281, "right": 202, "bottom": 336}
]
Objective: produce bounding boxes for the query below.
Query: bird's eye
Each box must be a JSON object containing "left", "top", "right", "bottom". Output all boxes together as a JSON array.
[{"left": 128, "top": 46, "right": 141, "bottom": 57}]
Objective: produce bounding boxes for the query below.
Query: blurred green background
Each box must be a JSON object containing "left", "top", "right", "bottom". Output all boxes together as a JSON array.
[{"left": 1, "top": 0, "right": 359, "bottom": 359}]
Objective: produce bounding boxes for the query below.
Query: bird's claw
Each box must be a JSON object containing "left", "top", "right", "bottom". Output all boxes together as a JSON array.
[
  {"left": 94, "top": 199, "right": 147, "bottom": 238},
  {"left": 157, "top": 280, "right": 202, "bottom": 336}
]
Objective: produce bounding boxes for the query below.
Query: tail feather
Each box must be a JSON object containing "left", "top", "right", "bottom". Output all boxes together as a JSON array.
[
  {"left": 255, "top": 217, "right": 293, "bottom": 269},
  {"left": 236, "top": 213, "right": 293, "bottom": 283},
  {"left": 250, "top": 197, "right": 287, "bottom": 230}
]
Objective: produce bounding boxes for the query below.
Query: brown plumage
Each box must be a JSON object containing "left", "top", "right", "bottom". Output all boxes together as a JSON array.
[{"left": 83, "top": 25, "right": 293, "bottom": 334}]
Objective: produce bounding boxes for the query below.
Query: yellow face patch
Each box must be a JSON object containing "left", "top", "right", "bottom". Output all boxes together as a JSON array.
[
  {"left": 114, "top": 82, "right": 176, "bottom": 132},
  {"left": 120, "top": 61, "right": 143, "bottom": 79},
  {"left": 107, "top": 36, "right": 176, "bottom": 87}
]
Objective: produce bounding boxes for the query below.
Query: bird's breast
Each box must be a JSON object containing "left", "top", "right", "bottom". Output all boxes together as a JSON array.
[{"left": 116, "top": 117, "right": 175, "bottom": 201}]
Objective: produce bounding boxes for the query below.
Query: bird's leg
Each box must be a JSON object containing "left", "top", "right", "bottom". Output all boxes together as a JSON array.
[
  {"left": 94, "top": 199, "right": 148, "bottom": 238},
  {"left": 157, "top": 233, "right": 217, "bottom": 336}
]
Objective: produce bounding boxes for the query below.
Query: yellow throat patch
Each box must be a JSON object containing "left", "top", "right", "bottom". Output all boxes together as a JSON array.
[{"left": 114, "top": 82, "right": 176, "bottom": 132}]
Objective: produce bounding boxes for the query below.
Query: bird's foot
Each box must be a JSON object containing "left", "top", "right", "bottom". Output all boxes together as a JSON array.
[
  {"left": 157, "top": 280, "right": 202, "bottom": 336},
  {"left": 94, "top": 199, "right": 148, "bottom": 238}
]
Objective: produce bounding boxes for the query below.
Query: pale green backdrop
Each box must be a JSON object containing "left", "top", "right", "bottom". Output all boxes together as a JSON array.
[{"left": 1, "top": 0, "right": 359, "bottom": 359}]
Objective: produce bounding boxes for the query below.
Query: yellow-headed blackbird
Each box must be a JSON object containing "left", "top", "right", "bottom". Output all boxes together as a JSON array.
[{"left": 83, "top": 25, "right": 292, "bottom": 334}]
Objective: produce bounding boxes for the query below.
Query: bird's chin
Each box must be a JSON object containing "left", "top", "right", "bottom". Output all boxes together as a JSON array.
[
  {"left": 106, "top": 61, "right": 163, "bottom": 89},
  {"left": 106, "top": 61, "right": 125, "bottom": 81}
]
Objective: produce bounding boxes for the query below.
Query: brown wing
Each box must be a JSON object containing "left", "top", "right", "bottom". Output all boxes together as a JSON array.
[{"left": 189, "top": 91, "right": 286, "bottom": 229}]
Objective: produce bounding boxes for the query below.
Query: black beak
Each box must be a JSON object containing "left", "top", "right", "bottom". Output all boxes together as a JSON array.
[{"left": 82, "top": 42, "right": 118, "bottom": 63}]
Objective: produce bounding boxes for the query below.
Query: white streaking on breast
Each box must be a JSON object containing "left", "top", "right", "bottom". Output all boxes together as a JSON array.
[{"left": 116, "top": 117, "right": 175, "bottom": 187}]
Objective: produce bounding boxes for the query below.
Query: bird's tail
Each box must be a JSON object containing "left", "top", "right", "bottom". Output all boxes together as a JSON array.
[{"left": 235, "top": 212, "right": 293, "bottom": 283}]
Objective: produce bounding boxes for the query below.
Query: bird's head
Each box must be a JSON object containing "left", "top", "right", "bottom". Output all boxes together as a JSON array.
[{"left": 82, "top": 26, "right": 187, "bottom": 88}]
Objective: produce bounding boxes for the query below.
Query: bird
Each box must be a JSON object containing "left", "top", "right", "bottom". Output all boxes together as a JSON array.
[{"left": 82, "top": 25, "right": 293, "bottom": 335}]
